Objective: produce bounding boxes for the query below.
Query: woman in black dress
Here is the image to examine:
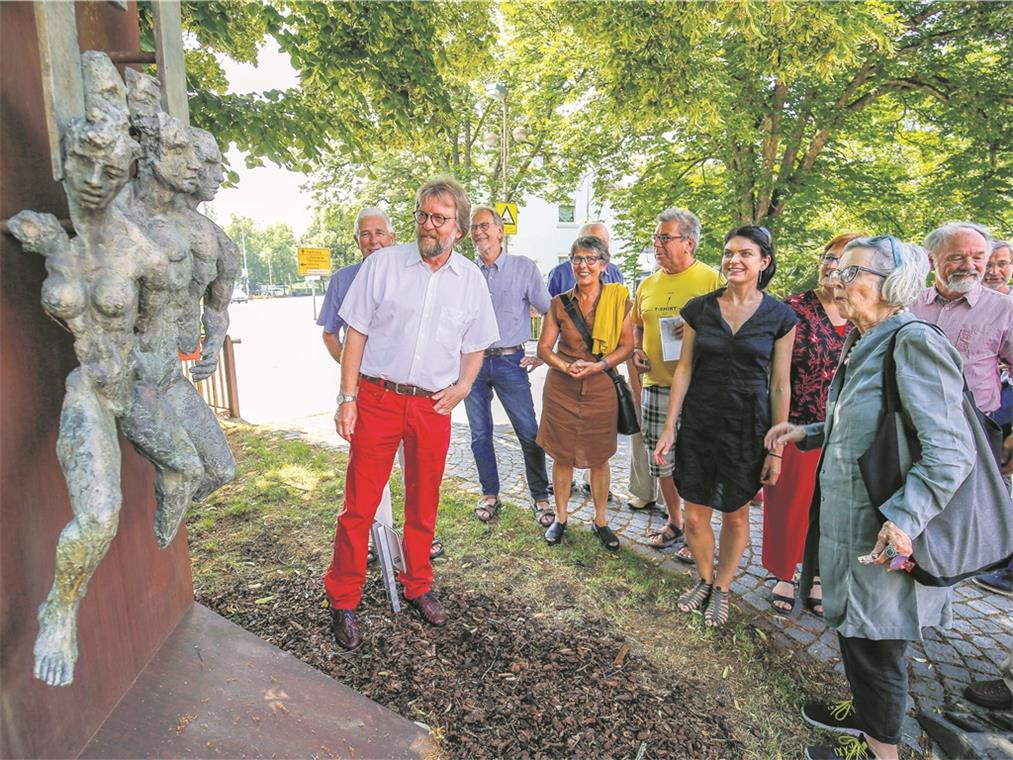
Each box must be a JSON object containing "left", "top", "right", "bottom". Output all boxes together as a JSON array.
[{"left": 654, "top": 226, "right": 797, "bottom": 625}]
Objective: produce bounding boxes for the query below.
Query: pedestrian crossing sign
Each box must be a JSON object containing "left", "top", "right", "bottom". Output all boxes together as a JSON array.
[{"left": 495, "top": 202, "right": 518, "bottom": 235}]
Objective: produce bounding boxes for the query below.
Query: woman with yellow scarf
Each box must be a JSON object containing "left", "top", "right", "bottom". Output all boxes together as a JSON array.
[{"left": 536, "top": 236, "right": 634, "bottom": 550}]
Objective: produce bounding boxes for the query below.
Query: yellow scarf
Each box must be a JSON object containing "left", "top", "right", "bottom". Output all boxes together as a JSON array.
[{"left": 590, "top": 282, "right": 628, "bottom": 356}]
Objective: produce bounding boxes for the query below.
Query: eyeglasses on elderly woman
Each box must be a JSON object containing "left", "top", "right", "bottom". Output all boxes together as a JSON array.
[
  {"left": 826, "top": 265, "right": 890, "bottom": 284},
  {"left": 570, "top": 255, "right": 603, "bottom": 265}
]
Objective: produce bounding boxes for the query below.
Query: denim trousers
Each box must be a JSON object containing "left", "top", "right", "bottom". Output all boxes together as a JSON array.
[{"left": 463, "top": 350, "right": 549, "bottom": 501}]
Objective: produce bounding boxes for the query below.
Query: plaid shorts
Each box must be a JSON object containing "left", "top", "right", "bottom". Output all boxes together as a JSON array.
[{"left": 642, "top": 385, "right": 674, "bottom": 477}]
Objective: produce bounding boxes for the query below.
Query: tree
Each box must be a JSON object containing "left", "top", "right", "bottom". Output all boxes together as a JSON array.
[{"left": 224, "top": 216, "right": 298, "bottom": 289}]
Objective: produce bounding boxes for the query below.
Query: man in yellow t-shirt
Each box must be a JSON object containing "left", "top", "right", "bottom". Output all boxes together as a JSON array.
[{"left": 632, "top": 208, "right": 724, "bottom": 555}]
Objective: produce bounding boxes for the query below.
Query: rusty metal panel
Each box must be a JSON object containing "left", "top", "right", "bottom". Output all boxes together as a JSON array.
[{"left": 81, "top": 604, "right": 433, "bottom": 759}]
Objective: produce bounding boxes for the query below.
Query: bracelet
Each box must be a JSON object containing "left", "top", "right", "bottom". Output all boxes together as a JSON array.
[
  {"left": 601, "top": 357, "right": 610, "bottom": 371},
  {"left": 767, "top": 451, "right": 782, "bottom": 458}
]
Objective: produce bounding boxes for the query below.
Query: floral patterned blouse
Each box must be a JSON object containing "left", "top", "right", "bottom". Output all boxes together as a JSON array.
[{"left": 785, "top": 289, "right": 852, "bottom": 425}]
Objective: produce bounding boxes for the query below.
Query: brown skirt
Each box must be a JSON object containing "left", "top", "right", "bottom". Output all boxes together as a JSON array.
[{"left": 536, "top": 367, "right": 617, "bottom": 468}]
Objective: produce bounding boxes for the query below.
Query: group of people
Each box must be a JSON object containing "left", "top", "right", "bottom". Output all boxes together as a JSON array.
[{"left": 315, "top": 176, "right": 1011, "bottom": 760}]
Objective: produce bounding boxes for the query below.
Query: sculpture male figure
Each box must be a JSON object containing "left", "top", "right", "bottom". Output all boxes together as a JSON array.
[{"left": 8, "top": 52, "right": 162, "bottom": 686}]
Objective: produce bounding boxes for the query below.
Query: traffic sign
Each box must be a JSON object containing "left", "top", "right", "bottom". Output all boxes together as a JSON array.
[
  {"left": 297, "top": 246, "right": 331, "bottom": 276},
  {"left": 496, "top": 202, "right": 518, "bottom": 235}
]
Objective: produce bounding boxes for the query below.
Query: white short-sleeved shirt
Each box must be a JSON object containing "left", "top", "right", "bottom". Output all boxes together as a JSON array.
[{"left": 339, "top": 242, "right": 500, "bottom": 391}]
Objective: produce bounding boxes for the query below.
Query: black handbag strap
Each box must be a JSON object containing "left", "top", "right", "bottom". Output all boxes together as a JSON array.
[{"left": 560, "top": 292, "right": 623, "bottom": 384}]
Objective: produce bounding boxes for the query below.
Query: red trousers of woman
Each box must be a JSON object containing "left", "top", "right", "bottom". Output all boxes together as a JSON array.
[
  {"left": 324, "top": 380, "right": 451, "bottom": 609},
  {"left": 761, "top": 443, "right": 821, "bottom": 580}
]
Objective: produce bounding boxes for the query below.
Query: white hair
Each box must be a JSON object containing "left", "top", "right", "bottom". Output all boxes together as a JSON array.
[
  {"left": 844, "top": 236, "right": 929, "bottom": 308},
  {"left": 354, "top": 206, "right": 394, "bottom": 236},
  {"left": 656, "top": 207, "right": 701, "bottom": 243},
  {"left": 923, "top": 221, "right": 992, "bottom": 256},
  {"left": 992, "top": 239, "right": 1012, "bottom": 255}
]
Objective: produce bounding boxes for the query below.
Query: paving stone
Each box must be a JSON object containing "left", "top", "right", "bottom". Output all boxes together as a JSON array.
[
  {"left": 949, "top": 637, "right": 983, "bottom": 659},
  {"left": 922, "top": 639, "right": 963, "bottom": 665},
  {"left": 806, "top": 636, "right": 840, "bottom": 662},
  {"left": 909, "top": 677, "right": 946, "bottom": 702},
  {"left": 935, "top": 662, "right": 973, "bottom": 685},
  {"left": 785, "top": 625, "right": 816, "bottom": 646}
]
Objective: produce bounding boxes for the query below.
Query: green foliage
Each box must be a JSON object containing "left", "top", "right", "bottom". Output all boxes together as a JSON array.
[
  {"left": 179, "top": 0, "right": 1011, "bottom": 295},
  {"left": 224, "top": 215, "right": 299, "bottom": 287}
]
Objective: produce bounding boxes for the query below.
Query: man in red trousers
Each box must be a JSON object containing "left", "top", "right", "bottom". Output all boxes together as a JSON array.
[{"left": 325, "top": 177, "right": 499, "bottom": 649}]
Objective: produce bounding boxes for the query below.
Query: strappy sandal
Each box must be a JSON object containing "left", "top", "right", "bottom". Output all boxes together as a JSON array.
[
  {"left": 677, "top": 579, "right": 712, "bottom": 613},
  {"left": 769, "top": 577, "right": 797, "bottom": 614},
  {"left": 531, "top": 499, "right": 555, "bottom": 528},
  {"left": 474, "top": 497, "right": 501, "bottom": 523},
  {"left": 592, "top": 522, "right": 620, "bottom": 552},
  {"left": 704, "top": 586, "right": 730, "bottom": 626},
  {"left": 429, "top": 536, "right": 445, "bottom": 560},
  {"left": 673, "top": 544, "right": 694, "bottom": 564},
  {"left": 648, "top": 522, "right": 684, "bottom": 549},
  {"left": 805, "top": 577, "right": 824, "bottom": 617}
]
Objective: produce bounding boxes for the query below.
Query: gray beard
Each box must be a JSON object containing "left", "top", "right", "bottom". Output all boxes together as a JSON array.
[
  {"left": 418, "top": 236, "right": 451, "bottom": 259},
  {"left": 941, "top": 273, "right": 980, "bottom": 294}
]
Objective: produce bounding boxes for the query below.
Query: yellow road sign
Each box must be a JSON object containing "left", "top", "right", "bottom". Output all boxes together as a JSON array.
[
  {"left": 297, "top": 246, "right": 331, "bottom": 276},
  {"left": 495, "top": 202, "right": 518, "bottom": 235}
]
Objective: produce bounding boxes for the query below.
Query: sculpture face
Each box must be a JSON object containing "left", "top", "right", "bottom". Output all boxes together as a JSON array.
[
  {"left": 152, "top": 123, "right": 200, "bottom": 195},
  {"left": 62, "top": 115, "right": 137, "bottom": 210},
  {"left": 189, "top": 128, "right": 224, "bottom": 202}
]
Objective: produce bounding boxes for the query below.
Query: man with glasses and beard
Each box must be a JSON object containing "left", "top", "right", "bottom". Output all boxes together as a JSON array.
[
  {"left": 910, "top": 222, "right": 1013, "bottom": 599},
  {"left": 324, "top": 178, "right": 499, "bottom": 649}
]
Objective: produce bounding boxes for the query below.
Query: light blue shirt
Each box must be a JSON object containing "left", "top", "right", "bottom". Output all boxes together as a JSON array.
[
  {"left": 476, "top": 251, "right": 551, "bottom": 348},
  {"left": 316, "top": 261, "right": 363, "bottom": 336}
]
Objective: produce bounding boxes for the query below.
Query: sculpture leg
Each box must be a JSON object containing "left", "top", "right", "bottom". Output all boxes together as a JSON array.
[
  {"left": 170, "top": 377, "right": 235, "bottom": 501},
  {"left": 122, "top": 381, "right": 204, "bottom": 548},
  {"left": 34, "top": 370, "right": 122, "bottom": 686}
]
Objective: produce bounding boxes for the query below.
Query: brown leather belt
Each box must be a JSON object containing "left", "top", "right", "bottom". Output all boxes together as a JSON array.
[
  {"left": 360, "top": 374, "right": 434, "bottom": 397},
  {"left": 484, "top": 344, "right": 524, "bottom": 357}
]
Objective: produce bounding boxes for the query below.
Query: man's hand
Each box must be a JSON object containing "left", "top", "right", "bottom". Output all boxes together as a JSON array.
[
  {"left": 520, "top": 355, "right": 543, "bottom": 372},
  {"left": 336, "top": 402, "right": 357, "bottom": 441},
  {"left": 867, "top": 521, "right": 914, "bottom": 570},
  {"left": 190, "top": 351, "right": 218, "bottom": 383},
  {"left": 632, "top": 348, "right": 651, "bottom": 373},
  {"left": 667, "top": 319, "right": 685, "bottom": 339},
  {"left": 432, "top": 382, "right": 471, "bottom": 415}
]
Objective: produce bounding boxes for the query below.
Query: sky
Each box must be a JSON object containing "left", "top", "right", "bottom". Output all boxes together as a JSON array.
[{"left": 204, "top": 40, "right": 316, "bottom": 237}]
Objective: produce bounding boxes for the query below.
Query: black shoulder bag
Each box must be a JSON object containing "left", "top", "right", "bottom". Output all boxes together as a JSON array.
[
  {"left": 560, "top": 292, "right": 640, "bottom": 436},
  {"left": 857, "top": 321, "right": 1012, "bottom": 586}
]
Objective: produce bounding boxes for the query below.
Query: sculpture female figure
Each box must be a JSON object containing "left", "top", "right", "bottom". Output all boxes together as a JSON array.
[{"left": 8, "top": 54, "right": 162, "bottom": 686}]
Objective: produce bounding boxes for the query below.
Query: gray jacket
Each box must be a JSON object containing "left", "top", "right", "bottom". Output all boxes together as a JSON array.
[{"left": 799, "top": 312, "right": 973, "bottom": 641}]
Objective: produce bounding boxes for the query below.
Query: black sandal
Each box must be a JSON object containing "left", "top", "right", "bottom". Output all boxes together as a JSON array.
[
  {"left": 704, "top": 586, "right": 730, "bottom": 626},
  {"left": 474, "top": 497, "right": 501, "bottom": 523},
  {"left": 677, "top": 579, "right": 712, "bottom": 612},
  {"left": 545, "top": 520, "right": 567, "bottom": 544},
  {"left": 531, "top": 499, "right": 555, "bottom": 528},
  {"left": 592, "top": 522, "right": 620, "bottom": 552},
  {"left": 429, "top": 536, "right": 445, "bottom": 560},
  {"left": 805, "top": 578, "right": 824, "bottom": 617},
  {"left": 769, "top": 577, "right": 797, "bottom": 614}
]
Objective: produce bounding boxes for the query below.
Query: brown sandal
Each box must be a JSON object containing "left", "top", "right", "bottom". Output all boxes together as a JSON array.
[{"left": 474, "top": 497, "right": 501, "bottom": 523}]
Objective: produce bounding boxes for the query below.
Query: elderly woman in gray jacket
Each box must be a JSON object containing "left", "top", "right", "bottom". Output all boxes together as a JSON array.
[{"left": 766, "top": 236, "right": 974, "bottom": 760}]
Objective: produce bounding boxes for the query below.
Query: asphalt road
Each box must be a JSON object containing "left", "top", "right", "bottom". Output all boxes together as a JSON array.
[{"left": 226, "top": 296, "right": 548, "bottom": 429}]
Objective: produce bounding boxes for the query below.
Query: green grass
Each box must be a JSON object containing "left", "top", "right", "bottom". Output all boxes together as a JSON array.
[{"left": 188, "top": 423, "right": 855, "bottom": 760}]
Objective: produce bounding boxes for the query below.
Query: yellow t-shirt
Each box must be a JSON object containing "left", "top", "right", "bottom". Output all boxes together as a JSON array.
[{"left": 633, "top": 260, "right": 725, "bottom": 387}]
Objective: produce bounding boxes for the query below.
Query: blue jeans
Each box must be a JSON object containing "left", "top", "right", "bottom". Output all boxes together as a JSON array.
[{"left": 463, "top": 350, "right": 549, "bottom": 501}]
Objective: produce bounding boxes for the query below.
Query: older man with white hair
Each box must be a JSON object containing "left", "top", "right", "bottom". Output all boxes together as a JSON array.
[{"left": 910, "top": 221, "right": 1013, "bottom": 599}]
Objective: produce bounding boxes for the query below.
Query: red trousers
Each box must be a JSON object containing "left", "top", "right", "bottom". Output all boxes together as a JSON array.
[
  {"left": 761, "top": 443, "right": 821, "bottom": 580},
  {"left": 324, "top": 380, "right": 451, "bottom": 609}
]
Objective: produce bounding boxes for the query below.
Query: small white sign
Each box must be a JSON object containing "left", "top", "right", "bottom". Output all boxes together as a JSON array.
[{"left": 660, "top": 316, "right": 683, "bottom": 361}]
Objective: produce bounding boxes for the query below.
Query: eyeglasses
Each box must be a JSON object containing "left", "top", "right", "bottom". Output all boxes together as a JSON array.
[
  {"left": 986, "top": 260, "right": 1013, "bottom": 270},
  {"left": 652, "top": 233, "right": 690, "bottom": 244},
  {"left": 414, "top": 208, "right": 454, "bottom": 228},
  {"left": 827, "top": 265, "right": 890, "bottom": 284},
  {"left": 470, "top": 222, "right": 495, "bottom": 233},
  {"left": 570, "top": 255, "right": 603, "bottom": 265}
]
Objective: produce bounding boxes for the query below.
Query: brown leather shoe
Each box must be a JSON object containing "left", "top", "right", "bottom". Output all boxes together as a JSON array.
[
  {"left": 407, "top": 591, "right": 448, "bottom": 626},
  {"left": 330, "top": 608, "right": 362, "bottom": 650}
]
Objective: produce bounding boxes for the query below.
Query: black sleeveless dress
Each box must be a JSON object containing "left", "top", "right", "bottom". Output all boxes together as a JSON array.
[{"left": 675, "top": 289, "right": 797, "bottom": 511}]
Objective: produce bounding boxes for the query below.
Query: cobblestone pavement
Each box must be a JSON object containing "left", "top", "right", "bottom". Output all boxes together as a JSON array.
[{"left": 278, "top": 412, "right": 1011, "bottom": 758}]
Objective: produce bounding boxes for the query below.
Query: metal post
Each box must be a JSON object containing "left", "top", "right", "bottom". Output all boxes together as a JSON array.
[{"left": 311, "top": 279, "right": 317, "bottom": 321}]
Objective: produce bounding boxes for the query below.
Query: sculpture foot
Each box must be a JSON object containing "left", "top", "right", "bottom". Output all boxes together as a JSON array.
[
  {"left": 153, "top": 502, "right": 188, "bottom": 549},
  {"left": 33, "top": 601, "right": 79, "bottom": 686}
]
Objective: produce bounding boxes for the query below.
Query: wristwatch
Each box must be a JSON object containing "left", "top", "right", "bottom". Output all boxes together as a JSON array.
[{"left": 336, "top": 393, "right": 357, "bottom": 404}]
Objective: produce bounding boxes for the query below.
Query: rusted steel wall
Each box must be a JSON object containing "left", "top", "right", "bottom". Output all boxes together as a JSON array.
[{"left": 0, "top": 3, "right": 193, "bottom": 757}]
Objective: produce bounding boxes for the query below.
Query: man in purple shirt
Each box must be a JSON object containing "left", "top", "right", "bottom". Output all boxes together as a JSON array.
[
  {"left": 317, "top": 207, "right": 396, "bottom": 360},
  {"left": 466, "top": 206, "right": 554, "bottom": 526},
  {"left": 911, "top": 221, "right": 1013, "bottom": 598}
]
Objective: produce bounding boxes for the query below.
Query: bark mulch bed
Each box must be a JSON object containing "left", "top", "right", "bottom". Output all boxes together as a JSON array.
[{"left": 200, "top": 572, "right": 743, "bottom": 759}]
